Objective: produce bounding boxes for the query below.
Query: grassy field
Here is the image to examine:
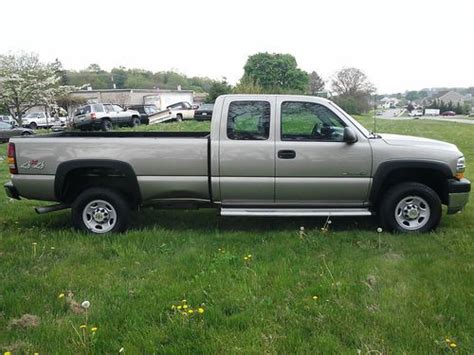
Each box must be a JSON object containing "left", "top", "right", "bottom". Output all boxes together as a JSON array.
[{"left": 0, "top": 116, "right": 473, "bottom": 354}]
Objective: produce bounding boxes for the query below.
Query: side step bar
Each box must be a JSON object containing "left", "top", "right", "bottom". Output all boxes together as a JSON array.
[
  {"left": 220, "top": 208, "right": 372, "bottom": 217},
  {"left": 35, "top": 203, "right": 70, "bottom": 214}
]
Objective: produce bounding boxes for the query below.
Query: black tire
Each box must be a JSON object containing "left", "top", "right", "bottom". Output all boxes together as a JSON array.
[
  {"left": 21, "top": 131, "right": 31, "bottom": 136},
  {"left": 130, "top": 117, "right": 141, "bottom": 127},
  {"left": 379, "top": 182, "right": 442, "bottom": 233},
  {"left": 101, "top": 119, "right": 113, "bottom": 132},
  {"left": 72, "top": 188, "right": 131, "bottom": 234},
  {"left": 29, "top": 122, "right": 38, "bottom": 130},
  {"left": 176, "top": 114, "right": 183, "bottom": 122}
]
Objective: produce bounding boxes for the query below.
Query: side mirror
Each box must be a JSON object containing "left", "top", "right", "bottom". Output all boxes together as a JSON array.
[{"left": 343, "top": 127, "right": 358, "bottom": 144}]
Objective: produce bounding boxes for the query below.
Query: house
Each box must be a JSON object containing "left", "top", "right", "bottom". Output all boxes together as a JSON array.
[
  {"left": 71, "top": 89, "right": 194, "bottom": 111},
  {"left": 434, "top": 90, "right": 465, "bottom": 106},
  {"left": 379, "top": 97, "right": 399, "bottom": 109}
]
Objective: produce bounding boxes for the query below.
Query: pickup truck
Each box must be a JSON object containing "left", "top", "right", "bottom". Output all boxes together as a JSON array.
[
  {"left": 167, "top": 101, "right": 195, "bottom": 121},
  {"left": 4, "top": 94, "right": 470, "bottom": 235},
  {"left": 22, "top": 112, "right": 67, "bottom": 129}
]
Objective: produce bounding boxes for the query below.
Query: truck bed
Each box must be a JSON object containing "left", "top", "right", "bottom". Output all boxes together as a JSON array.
[{"left": 10, "top": 131, "right": 212, "bottom": 202}]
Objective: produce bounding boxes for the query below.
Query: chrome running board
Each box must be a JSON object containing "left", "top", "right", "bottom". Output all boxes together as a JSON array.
[{"left": 220, "top": 208, "right": 372, "bottom": 217}]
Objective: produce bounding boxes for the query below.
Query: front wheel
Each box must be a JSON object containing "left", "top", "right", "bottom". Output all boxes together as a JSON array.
[
  {"left": 379, "top": 182, "right": 442, "bottom": 233},
  {"left": 130, "top": 117, "right": 141, "bottom": 127},
  {"left": 29, "top": 122, "right": 38, "bottom": 130},
  {"left": 72, "top": 188, "right": 131, "bottom": 234}
]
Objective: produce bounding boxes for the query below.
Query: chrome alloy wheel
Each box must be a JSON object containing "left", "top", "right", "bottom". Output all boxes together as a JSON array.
[
  {"left": 394, "top": 195, "right": 431, "bottom": 231},
  {"left": 82, "top": 199, "right": 117, "bottom": 233}
]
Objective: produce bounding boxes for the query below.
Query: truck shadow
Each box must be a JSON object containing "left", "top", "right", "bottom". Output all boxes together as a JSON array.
[{"left": 133, "top": 208, "right": 378, "bottom": 233}]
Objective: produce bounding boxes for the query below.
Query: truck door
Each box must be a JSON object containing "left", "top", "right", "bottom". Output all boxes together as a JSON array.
[
  {"left": 218, "top": 96, "right": 276, "bottom": 205},
  {"left": 275, "top": 98, "right": 372, "bottom": 206}
]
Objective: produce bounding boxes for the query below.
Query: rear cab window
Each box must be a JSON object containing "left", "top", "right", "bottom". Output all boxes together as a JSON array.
[{"left": 227, "top": 101, "right": 271, "bottom": 140}]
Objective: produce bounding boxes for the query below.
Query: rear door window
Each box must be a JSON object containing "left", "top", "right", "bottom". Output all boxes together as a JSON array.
[{"left": 227, "top": 101, "right": 270, "bottom": 140}]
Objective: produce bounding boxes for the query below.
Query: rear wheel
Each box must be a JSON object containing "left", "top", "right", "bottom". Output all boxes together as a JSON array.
[
  {"left": 72, "top": 188, "right": 130, "bottom": 234},
  {"left": 101, "top": 119, "right": 113, "bottom": 132},
  {"left": 21, "top": 131, "right": 31, "bottom": 136},
  {"left": 29, "top": 122, "right": 38, "bottom": 130},
  {"left": 176, "top": 114, "right": 183, "bottom": 122},
  {"left": 379, "top": 182, "right": 441, "bottom": 233}
]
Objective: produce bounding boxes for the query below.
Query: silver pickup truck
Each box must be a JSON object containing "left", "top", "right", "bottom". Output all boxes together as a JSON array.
[{"left": 4, "top": 95, "right": 470, "bottom": 234}]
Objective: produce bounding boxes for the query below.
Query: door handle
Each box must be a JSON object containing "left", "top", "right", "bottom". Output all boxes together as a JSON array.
[{"left": 278, "top": 150, "right": 296, "bottom": 159}]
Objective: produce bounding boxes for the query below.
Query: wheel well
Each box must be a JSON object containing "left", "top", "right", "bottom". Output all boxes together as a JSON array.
[
  {"left": 55, "top": 161, "right": 141, "bottom": 208},
  {"left": 373, "top": 168, "right": 449, "bottom": 205}
]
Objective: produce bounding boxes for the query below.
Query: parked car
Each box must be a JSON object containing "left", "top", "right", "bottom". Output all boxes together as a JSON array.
[
  {"left": 194, "top": 104, "right": 214, "bottom": 121},
  {"left": 441, "top": 111, "right": 456, "bottom": 117},
  {"left": 22, "top": 112, "right": 67, "bottom": 129},
  {"left": 72, "top": 103, "right": 141, "bottom": 131},
  {"left": 167, "top": 101, "right": 195, "bottom": 121},
  {"left": 0, "top": 115, "right": 18, "bottom": 127},
  {"left": 126, "top": 104, "right": 161, "bottom": 125},
  {"left": 4, "top": 94, "right": 470, "bottom": 235},
  {"left": 408, "top": 109, "right": 423, "bottom": 117},
  {"left": 0, "top": 121, "right": 34, "bottom": 143}
]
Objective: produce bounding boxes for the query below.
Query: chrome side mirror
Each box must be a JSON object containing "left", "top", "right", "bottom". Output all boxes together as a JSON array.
[{"left": 343, "top": 127, "right": 358, "bottom": 144}]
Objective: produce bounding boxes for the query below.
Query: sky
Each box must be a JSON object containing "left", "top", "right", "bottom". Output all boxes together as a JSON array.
[{"left": 1, "top": 0, "right": 473, "bottom": 94}]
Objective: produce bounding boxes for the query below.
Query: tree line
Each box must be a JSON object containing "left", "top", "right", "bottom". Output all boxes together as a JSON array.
[{"left": 0, "top": 52, "right": 376, "bottom": 125}]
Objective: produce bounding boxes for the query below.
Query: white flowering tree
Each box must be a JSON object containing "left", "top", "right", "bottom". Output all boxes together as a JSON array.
[{"left": 0, "top": 52, "right": 64, "bottom": 125}]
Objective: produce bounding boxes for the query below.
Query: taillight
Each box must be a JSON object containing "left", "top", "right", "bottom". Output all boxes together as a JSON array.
[
  {"left": 91, "top": 112, "right": 96, "bottom": 120},
  {"left": 7, "top": 143, "right": 18, "bottom": 174}
]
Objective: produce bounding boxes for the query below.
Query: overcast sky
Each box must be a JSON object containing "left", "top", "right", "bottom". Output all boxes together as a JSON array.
[{"left": 1, "top": 0, "right": 473, "bottom": 93}]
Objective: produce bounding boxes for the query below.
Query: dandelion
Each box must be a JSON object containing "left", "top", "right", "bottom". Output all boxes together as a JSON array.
[
  {"left": 377, "top": 227, "right": 383, "bottom": 233},
  {"left": 32, "top": 242, "right": 37, "bottom": 257},
  {"left": 177, "top": 305, "right": 182, "bottom": 310},
  {"left": 445, "top": 338, "right": 451, "bottom": 343},
  {"left": 449, "top": 342, "right": 457, "bottom": 348},
  {"left": 80, "top": 324, "right": 87, "bottom": 329},
  {"left": 247, "top": 254, "right": 252, "bottom": 258},
  {"left": 51, "top": 246, "right": 55, "bottom": 250},
  {"left": 187, "top": 309, "right": 194, "bottom": 314},
  {"left": 198, "top": 307, "right": 205, "bottom": 314},
  {"left": 181, "top": 299, "right": 187, "bottom": 303},
  {"left": 244, "top": 256, "right": 248, "bottom": 261},
  {"left": 58, "top": 293, "right": 65, "bottom": 299},
  {"left": 91, "top": 326, "right": 98, "bottom": 332},
  {"left": 183, "top": 304, "right": 188, "bottom": 309},
  {"left": 119, "top": 347, "right": 125, "bottom": 353},
  {"left": 4, "top": 352, "right": 12, "bottom": 355},
  {"left": 81, "top": 300, "right": 90, "bottom": 309},
  {"left": 312, "top": 295, "right": 319, "bottom": 300}
]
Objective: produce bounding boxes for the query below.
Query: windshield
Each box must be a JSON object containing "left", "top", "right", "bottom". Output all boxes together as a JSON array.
[
  {"left": 199, "top": 104, "right": 214, "bottom": 110},
  {"left": 328, "top": 101, "right": 371, "bottom": 137}
]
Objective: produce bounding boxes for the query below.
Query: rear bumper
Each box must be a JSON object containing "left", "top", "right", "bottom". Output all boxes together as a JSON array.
[
  {"left": 4, "top": 181, "right": 20, "bottom": 200},
  {"left": 447, "top": 178, "right": 471, "bottom": 214}
]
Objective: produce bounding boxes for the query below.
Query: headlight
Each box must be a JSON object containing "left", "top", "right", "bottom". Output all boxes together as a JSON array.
[{"left": 456, "top": 156, "right": 465, "bottom": 179}]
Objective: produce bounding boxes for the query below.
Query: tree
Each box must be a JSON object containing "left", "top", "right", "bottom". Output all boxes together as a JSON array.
[
  {"left": 0, "top": 52, "right": 62, "bottom": 125},
  {"left": 242, "top": 52, "right": 309, "bottom": 93},
  {"left": 308, "top": 71, "right": 325, "bottom": 95},
  {"left": 205, "top": 79, "right": 232, "bottom": 103},
  {"left": 331, "top": 67, "right": 375, "bottom": 114}
]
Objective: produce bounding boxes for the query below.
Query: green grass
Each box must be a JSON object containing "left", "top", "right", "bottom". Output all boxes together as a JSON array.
[{"left": 0, "top": 116, "right": 473, "bottom": 353}]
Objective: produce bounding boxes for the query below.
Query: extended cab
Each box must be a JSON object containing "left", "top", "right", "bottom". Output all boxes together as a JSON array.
[{"left": 4, "top": 95, "right": 470, "bottom": 234}]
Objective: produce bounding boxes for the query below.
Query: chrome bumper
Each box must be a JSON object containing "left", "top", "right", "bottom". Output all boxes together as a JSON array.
[{"left": 447, "top": 178, "right": 471, "bottom": 214}]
